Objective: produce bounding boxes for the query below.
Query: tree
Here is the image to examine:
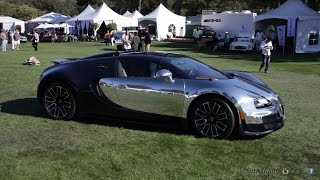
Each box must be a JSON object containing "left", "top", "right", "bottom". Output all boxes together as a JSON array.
[{"left": 106, "top": 23, "right": 117, "bottom": 31}]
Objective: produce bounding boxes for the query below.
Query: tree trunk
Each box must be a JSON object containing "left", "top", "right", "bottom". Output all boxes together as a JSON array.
[
  {"left": 138, "top": 0, "right": 143, "bottom": 11},
  {"left": 174, "top": 0, "right": 182, "bottom": 15}
]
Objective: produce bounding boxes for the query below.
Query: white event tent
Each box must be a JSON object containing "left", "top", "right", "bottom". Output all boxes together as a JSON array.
[
  {"left": 66, "top": 5, "right": 96, "bottom": 34},
  {"left": 256, "top": 0, "right": 320, "bottom": 53},
  {"left": 138, "top": 4, "right": 186, "bottom": 41},
  {"left": 27, "top": 12, "right": 71, "bottom": 24},
  {"left": 77, "top": 3, "right": 132, "bottom": 30},
  {"left": 0, "top": 16, "right": 25, "bottom": 32},
  {"left": 125, "top": 10, "right": 144, "bottom": 26},
  {"left": 123, "top": 11, "right": 132, "bottom": 17},
  {"left": 34, "top": 23, "right": 73, "bottom": 34}
]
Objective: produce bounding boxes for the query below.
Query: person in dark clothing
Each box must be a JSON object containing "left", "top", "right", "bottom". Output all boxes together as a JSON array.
[
  {"left": 144, "top": 29, "right": 151, "bottom": 52},
  {"left": 32, "top": 30, "right": 39, "bottom": 51},
  {"left": 138, "top": 26, "right": 145, "bottom": 52}
]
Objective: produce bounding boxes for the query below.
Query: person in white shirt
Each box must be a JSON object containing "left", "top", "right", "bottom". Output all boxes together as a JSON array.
[
  {"left": 13, "top": 30, "right": 20, "bottom": 51},
  {"left": 9, "top": 30, "right": 14, "bottom": 50},
  {"left": 259, "top": 37, "right": 273, "bottom": 73}
]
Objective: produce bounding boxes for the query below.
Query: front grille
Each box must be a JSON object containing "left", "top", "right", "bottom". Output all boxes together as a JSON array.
[
  {"left": 235, "top": 46, "right": 246, "bottom": 49},
  {"left": 262, "top": 113, "right": 281, "bottom": 123}
]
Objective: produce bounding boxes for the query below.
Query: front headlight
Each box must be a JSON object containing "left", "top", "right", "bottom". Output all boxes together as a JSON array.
[{"left": 254, "top": 97, "right": 272, "bottom": 108}]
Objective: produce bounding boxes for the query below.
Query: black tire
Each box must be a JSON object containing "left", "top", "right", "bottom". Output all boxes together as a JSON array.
[
  {"left": 189, "top": 97, "right": 235, "bottom": 139},
  {"left": 43, "top": 83, "right": 77, "bottom": 120}
]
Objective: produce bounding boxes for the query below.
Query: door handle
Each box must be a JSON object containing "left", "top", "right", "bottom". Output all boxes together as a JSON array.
[{"left": 98, "top": 64, "right": 108, "bottom": 72}]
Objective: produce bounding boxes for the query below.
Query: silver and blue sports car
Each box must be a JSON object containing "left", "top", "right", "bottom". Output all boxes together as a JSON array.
[{"left": 37, "top": 51, "right": 285, "bottom": 139}]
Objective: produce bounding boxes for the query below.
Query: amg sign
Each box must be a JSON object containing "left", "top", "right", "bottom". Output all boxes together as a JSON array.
[{"left": 204, "top": 19, "right": 222, "bottom": 22}]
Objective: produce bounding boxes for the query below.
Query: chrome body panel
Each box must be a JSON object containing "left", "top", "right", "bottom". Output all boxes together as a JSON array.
[
  {"left": 99, "top": 78, "right": 120, "bottom": 103},
  {"left": 182, "top": 78, "right": 285, "bottom": 126},
  {"left": 99, "top": 77, "right": 185, "bottom": 117}
]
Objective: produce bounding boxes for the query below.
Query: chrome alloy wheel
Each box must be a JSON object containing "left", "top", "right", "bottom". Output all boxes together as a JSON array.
[
  {"left": 44, "top": 85, "right": 74, "bottom": 119},
  {"left": 191, "top": 98, "right": 235, "bottom": 138}
]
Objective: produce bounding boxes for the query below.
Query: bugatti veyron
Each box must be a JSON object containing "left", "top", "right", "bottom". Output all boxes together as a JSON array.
[{"left": 37, "top": 52, "right": 285, "bottom": 138}]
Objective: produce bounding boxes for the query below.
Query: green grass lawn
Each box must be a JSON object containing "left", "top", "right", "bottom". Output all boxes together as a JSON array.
[{"left": 0, "top": 41, "right": 319, "bottom": 179}]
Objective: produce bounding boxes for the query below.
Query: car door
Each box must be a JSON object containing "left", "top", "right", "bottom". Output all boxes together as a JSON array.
[{"left": 99, "top": 56, "right": 185, "bottom": 118}]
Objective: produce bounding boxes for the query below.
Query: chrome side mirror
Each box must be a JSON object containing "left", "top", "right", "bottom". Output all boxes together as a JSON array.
[{"left": 155, "top": 69, "right": 175, "bottom": 84}]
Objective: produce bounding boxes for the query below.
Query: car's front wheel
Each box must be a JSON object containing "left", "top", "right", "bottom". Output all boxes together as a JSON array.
[
  {"left": 189, "top": 97, "right": 235, "bottom": 138},
  {"left": 43, "top": 83, "right": 77, "bottom": 119}
]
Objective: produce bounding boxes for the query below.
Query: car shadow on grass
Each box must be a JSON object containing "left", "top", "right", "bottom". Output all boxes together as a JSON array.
[
  {"left": 0, "top": 98, "right": 266, "bottom": 140},
  {"left": 0, "top": 98, "right": 46, "bottom": 118},
  {"left": 0, "top": 98, "right": 191, "bottom": 137}
]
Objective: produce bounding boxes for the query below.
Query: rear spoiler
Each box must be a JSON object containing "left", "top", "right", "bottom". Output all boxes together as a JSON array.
[{"left": 51, "top": 58, "right": 77, "bottom": 65}]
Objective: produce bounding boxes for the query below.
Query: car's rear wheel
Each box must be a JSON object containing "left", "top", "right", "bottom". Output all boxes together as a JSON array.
[
  {"left": 43, "top": 83, "right": 77, "bottom": 119},
  {"left": 189, "top": 97, "right": 235, "bottom": 139}
]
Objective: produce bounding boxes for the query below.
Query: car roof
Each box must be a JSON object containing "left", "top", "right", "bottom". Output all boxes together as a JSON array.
[
  {"left": 81, "top": 51, "right": 186, "bottom": 61},
  {"left": 119, "top": 51, "right": 186, "bottom": 58}
]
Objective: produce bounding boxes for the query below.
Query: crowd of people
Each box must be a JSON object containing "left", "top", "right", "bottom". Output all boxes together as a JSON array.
[
  {"left": 104, "top": 26, "right": 152, "bottom": 52},
  {"left": 0, "top": 29, "right": 21, "bottom": 51}
]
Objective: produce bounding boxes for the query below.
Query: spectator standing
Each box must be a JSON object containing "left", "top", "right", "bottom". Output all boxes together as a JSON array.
[
  {"left": 32, "top": 30, "right": 39, "bottom": 51},
  {"left": 104, "top": 30, "right": 111, "bottom": 46},
  {"left": 255, "top": 29, "right": 264, "bottom": 50},
  {"left": 223, "top": 32, "right": 230, "bottom": 50},
  {"left": 122, "top": 30, "right": 131, "bottom": 51},
  {"left": 144, "top": 29, "right": 151, "bottom": 52},
  {"left": 0, "top": 29, "right": 8, "bottom": 51},
  {"left": 13, "top": 29, "right": 20, "bottom": 51},
  {"left": 138, "top": 26, "right": 145, "bottom": 52},
  {"left": 131, "top": 32, "right": 140, "bottom": 51},
  {"left": 270, "top": 29, "right": 277, "bottom": 51},
  {"left": 259, "top": 37, "right": 273, "bottom": 73},
  {"left": 9, "top": 30, "right": 14, "bottom": 50},
  {"left": 193, "top": 27, "right": 203, "bottom": 49}
]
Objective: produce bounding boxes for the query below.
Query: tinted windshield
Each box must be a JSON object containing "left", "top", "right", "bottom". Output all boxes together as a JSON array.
[
  {"left": 114, "top": 32, "right": 123, "bottom": 40},
  {"left": 166, "top": 57, "right": 229, "bottom": 80}
]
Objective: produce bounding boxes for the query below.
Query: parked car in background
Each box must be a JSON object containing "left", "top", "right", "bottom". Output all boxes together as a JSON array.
[
  {"left": 229, "top": 33, "right": 255, "bottom": 51},
  {"left": 199, "top": 26, "right": 216, "bottom": 37},
  {"left": 20, "top": 35, "right": 27, "bottom": 43}
]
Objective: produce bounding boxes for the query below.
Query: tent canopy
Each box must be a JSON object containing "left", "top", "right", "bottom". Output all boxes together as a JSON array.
[
  {"left": 140, "top": 3, "right": 185, "bottom": 21},
  {"left": 0, "top": 16, "right": 25, "bottom": 32},
  {"left": 123, "top": 11, "right": 132, "bottom": 17},
  {"left": 0, "top": 16, "right": 24, "bottom": 23},
  {"left": 27, "top": 12, "right": 71, "bottom": 24},
  {"left": 35, "top": 23, "right": 73, "bottom": 29},
  {"left": 256, "top": 0, "right": 320, "bottom": 21},
  {"left": 127, "top": 10, "right": 143, "bottom": 19},
  {"left": 66, "top": 5, "right": 95, "bottom": 23},
  {"left": 78, "top": 3, "right": 131, "bottom": 27},
  {"left": 138, "top": 4, "right": 186, "bottom": 40}
]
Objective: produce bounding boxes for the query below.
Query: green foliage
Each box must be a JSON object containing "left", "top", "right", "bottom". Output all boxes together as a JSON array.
[
  {"left": 106, "top": 23, "right": 117, "bottom": 31},
  {"left": 0, "top": 1, "right": 43, "bottom": 20},
  {"left": 90, "top": 23, "right": 99, "bottom": 30}
]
